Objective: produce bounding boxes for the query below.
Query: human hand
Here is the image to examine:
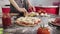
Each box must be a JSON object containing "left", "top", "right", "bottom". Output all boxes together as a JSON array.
[
  {"left": 18, "top": 8, "right": 28, "bottom": 16},
  {"left": 32, "top": 6, "right": 36, "bottom": 12},
  {"left": 28, "top": 5, "right": 36, "bottom": 12}
]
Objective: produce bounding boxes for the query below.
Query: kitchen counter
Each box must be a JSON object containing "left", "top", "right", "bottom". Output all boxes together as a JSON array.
[{"left": 2, "top": 14, "right": 60, "bottom": 34}]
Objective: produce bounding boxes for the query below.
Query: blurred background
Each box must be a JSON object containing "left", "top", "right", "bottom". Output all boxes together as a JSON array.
[{"left": 0, "top": 0, "right": 60, "bottom": 25}]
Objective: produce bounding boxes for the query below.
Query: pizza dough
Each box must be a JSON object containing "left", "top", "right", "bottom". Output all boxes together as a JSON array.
[{"left": 16, "top": 17, "right": 41, "bottom": 26}]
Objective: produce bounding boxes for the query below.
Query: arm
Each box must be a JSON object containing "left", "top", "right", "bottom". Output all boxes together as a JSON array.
[
  {"left": 9, "top": 0, "right": 27, "bottom": 12},
  {"left": 27, "top": 0, "right": 36, "bottom": 11}
]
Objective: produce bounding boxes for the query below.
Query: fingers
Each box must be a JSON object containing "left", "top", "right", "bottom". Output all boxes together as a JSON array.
[
  {"left": 24, "top": 11, "right": 28, "bottom": 17},
  {"left": 21, "top": 8, "right": 28, "bottom": 16},
  {"left": 32, "top": 6, "right": 36, "bottom": 12}
]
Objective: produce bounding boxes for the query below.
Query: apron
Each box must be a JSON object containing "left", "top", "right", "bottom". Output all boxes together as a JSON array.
[{"left": 10, "top": 0, "right": 28, "bottom": 17}]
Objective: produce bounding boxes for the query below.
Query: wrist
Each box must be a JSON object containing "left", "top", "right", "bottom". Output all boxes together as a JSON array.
[{"left": 17, "top": 8, "right": 22, "bottom": 11}]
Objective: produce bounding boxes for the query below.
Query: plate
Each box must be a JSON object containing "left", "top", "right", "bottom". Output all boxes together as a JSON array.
[
  {"left": 48, "top": 18, "right": 60, "bottom": 27},
  {"left": 48, "top": 22, "right": 60, "bottom": 27}
]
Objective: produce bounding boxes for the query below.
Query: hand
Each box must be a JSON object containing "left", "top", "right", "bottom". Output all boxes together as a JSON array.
[
  {"left": 18, "top": 8, "right": 27, "bottom": 12},
  {"left": 22, "top": 8, "right": 28, "bottom": 16},
  {"left": 32, "top": 6, "right": 36, "bottom": 12},
  {"left": 28, "top": 5, "right": 36, "bottom": 12},
  {"left": 18, "top": 8, "right": 28, "bottom": 16}
]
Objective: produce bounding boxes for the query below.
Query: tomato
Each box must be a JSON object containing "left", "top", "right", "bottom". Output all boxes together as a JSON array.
[{"left": 37, "top": 27, "right": 50, "bottom": 34}]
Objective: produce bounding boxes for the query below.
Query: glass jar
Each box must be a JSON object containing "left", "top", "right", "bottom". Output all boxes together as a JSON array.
[{"left": 2, "top": 5, "right": 11, "bottom": 29}]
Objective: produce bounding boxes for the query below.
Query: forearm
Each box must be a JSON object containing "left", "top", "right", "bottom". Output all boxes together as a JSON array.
[
  {"left": 27, "top": 0, "right": 33, "bottom": 6},
  {"left": 27, "top": 0, "right": 35, "bottom": 11},
  {"left": 9, "top": 0, "right": 23, "bottom": 11}
]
